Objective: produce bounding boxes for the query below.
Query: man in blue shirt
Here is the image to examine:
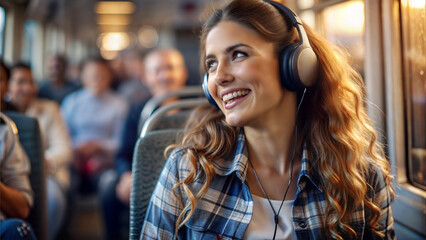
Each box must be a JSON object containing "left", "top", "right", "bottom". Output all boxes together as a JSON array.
[{"left": 62, "top": 57, "right": 129, "bottom": 194}]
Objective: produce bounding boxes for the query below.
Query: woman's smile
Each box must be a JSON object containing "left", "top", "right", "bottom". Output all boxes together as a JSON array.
[{"left": 221, "top": 88, "right": 251, "bottom": 109}]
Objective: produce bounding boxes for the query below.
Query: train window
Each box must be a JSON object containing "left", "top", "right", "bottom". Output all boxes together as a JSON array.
[
  {"left": 22, "top": 19, "right": 44, "bottom": 81},
  {"left": 299, "top": 1, "right": 365, "bottom": 75},
  {"left": 21, "top": 20, "right": 38, "bottom": 64},
  {"left": 45, "top": 25, "right": 65, "bottom": 55},
  {"left": 401, "top": 0, "right": 426, "bottom": 190},
  {"left": 323, "top": 1, "right": 365, "bottom": 74},
  {"left": 0, "top": 6, "right": 5, "bottom": 57}
]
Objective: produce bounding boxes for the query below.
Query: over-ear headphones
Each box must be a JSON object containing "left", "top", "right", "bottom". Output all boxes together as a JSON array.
[{"left": 202, "top": 0, "right": 318, "bottom": 109}]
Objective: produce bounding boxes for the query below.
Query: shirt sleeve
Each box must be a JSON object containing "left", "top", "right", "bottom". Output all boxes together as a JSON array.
[
  {"left": 43, "top": 101, "right": 73, "bottom": 169},
  {"left": 140, "top": 149, "right": 186, "bottom": 240},
  {"left": 60, "top": 92, "right": 77, "bottom": 142},
  {"left": 1, "top": 125, "right": 34, "bottom": 208},
  {"left": 115, "top": 103, "right": 142, "bottom": 177},
  {"left": 100, "top": 98, "right": 129, "bottom": 156}
]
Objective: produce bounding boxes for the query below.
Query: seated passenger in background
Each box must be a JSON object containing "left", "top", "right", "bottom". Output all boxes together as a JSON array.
[
  {"left": 0, "top": 61, "right": 36, "bottom": 240},
  {"left": 38, "top": 54, "right": 80, "bottom": 104},
  {"left": 115, "top": 50, "right": 151, "bottom": 104},
  {"left": 0, "top": 113, "right": 36, "bottom": 240},
  {"left": 7, "top": 63, "right": 73, "bottom": 240},
  {"left": 99, "top": 47, "right": 188, "bottom": 240},
  {"left": 61, "top": 56, "right": 129, "bottom": 194}
]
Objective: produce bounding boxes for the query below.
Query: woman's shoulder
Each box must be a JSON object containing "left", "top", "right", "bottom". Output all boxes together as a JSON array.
[
  {"left": 365, "top": 163, "right": 391, "bottom": 198},
  {"left": 162, "top": 147, "right": 205, "bottom": 184},
  {"left": 165, "top": 148, "right": 192, "bottom": 174}
]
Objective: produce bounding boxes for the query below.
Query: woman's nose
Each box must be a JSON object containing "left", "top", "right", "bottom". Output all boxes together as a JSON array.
[{"left": 213, "top": 62, "right": 234, "bottom": 86}]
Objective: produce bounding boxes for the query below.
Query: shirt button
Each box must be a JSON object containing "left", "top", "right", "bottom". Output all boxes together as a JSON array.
[{"left": 299, "top": 221, "right": 307, "bottom": 228}]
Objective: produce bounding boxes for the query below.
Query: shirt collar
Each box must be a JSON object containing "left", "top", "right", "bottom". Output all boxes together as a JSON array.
[
  {"left": 211, "top": 129, "right": 249, "bottom": 181},
  {"left": 211, "top": 130, "right": 323, "bottom": 192},
  {"left": 298, "top": 145, "right": 323, "bottom": 192}
]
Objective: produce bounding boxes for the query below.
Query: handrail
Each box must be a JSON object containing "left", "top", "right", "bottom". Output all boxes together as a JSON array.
[
  {"left": 139, "top": 86, "right": 205, "bottom": 124},
  {"left": 140, "top": 98, "right": 209, "bottom": 138}
]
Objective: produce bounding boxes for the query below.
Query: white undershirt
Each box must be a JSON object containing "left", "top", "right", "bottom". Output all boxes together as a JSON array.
[{"left": 243, "top": 194, "right": 295, "bottom": 240}]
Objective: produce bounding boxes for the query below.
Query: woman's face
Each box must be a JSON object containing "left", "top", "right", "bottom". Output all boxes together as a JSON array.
[{"left": 205, "top": 20, "right": 289, "bottom": 127}]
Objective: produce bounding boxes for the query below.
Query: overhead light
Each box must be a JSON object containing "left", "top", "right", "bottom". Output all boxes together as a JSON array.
[
  {"left": 98, "top": 25, "right": 126, "bottom": 32},
  {"left": 97, "top": 15, "right": 130, "bottom": 25},
  {"left": 95, "top": 1, "right": 135, "bottom": 14},
  {"left": 98, "top": 32, "right": 130, "bottom": 51}
]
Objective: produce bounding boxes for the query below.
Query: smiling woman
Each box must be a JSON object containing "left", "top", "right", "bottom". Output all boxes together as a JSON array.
[
  {"left": 140, "top": 0, "right": 395, "bottom": 239},
  {"left": 0, "top": 0, "right": 424, "bottom": 239}
]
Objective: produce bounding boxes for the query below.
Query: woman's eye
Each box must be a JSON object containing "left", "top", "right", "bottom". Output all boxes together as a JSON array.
[
  {"left": 232, "top": 51, "right": 247, "bottom": 61},
  {"left": 206, "top": 60, "right": 217, "bottom": 72}
]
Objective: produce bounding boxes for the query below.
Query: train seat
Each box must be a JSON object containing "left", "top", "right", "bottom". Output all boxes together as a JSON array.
[
  {"left": 5, "top": 112, "right": 47, "bottom": 240},
  {"left": 129, "top": 129, "right": 183, "bottom": 240}
]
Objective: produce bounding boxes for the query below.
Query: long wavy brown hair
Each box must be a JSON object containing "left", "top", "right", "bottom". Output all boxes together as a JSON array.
[{"left": 169, "top": 0, "right": 394, "bottom": 239}]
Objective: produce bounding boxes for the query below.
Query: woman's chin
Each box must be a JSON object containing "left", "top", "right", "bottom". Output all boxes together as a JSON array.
[{"left": 225, "top": 115, "right": 247, "bottom": 128}]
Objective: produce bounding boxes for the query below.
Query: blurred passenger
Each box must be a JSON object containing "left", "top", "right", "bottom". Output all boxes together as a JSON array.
[
  {"left": 38, "top": 54, "right": 80, "bottom": 104},
  {"left": 1, "top": 61, "right": 18, "bottom": 112},
  {"left": 99, "top": 47, "right": 188, "bottom": 240},
  {"left": 108, "top": 56, "right": 126, "bottom": 91},
  {"left": 61, "top": 56, "right": 128, "bottom": 194},
  {"left": 66, "top": 61, "right": 83, "bottom": 86},
  {"left": 7, "top": 63, "right": 73, "bottom": 240},
  {"left": 0, "top": 62, "right": 36, "bottom": 240},
  {"left": 0, "top": 113, "right": 37, "bottom": 240},
  {"left": 116, "top": 50, "right": 150, "bottom": 104}
]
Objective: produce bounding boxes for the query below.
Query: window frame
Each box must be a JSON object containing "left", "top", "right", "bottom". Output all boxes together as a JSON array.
[
  {"left": 0, "top": 5, "right": 6, "bottom": 58},
  {"left": 380, "top": 0, "right": 426, "bottom": 238}
]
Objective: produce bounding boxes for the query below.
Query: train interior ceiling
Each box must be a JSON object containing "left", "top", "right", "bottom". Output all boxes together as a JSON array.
[{"left": 0, "top": 0, "right": 425, "bottom": 240}]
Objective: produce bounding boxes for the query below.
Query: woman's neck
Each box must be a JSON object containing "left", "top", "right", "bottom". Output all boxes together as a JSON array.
[{"left": 244, "top": 96, "right": 298, "bottom": 175}]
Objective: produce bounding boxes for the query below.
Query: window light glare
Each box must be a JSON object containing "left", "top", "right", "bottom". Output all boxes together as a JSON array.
[
  {"left": 298, "top": 0, "right": 315, "bottom": 10},
  {"left": 402, "top": 0, "right": 426, "bottom": 9},
  {"left": 324, "top": 1, "right": 365, "bottom": 36}
]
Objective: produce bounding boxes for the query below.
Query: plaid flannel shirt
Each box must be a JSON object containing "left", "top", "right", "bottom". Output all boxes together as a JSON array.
[{"left": 141, "top": 131, "right": 395, "bottom": 240}]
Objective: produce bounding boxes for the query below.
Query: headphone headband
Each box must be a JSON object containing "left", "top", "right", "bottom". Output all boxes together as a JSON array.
[{"left": 265, "top": 0, "right": 311, "bottom": 48}]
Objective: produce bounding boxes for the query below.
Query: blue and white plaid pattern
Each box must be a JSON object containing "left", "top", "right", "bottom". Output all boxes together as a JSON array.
[{"left": 141, "top": 131, "right": 395, "bottom": 240}]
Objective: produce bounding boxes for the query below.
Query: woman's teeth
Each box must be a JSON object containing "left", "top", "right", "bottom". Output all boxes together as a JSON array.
[{"left": 222, "top": 90, "right": 249, "bottom": 103}]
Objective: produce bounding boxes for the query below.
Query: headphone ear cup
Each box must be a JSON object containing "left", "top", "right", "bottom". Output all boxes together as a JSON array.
[
  {"left": 202, "top": 73, "right": 220, "bottom": 109},
  {"left": 279, "top": 43, "right": 299, "bottom": 92},
  {"left": 293, "top": 46, "right": 319, "bottom": 88}
]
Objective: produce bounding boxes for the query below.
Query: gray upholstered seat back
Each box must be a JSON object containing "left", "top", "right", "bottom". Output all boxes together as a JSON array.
[
  {"left": 129, "top": 129, "right": 183, "bottom": 240},
  {"left": 6, "top": 111, "right": 47, "bottom": 240}
]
